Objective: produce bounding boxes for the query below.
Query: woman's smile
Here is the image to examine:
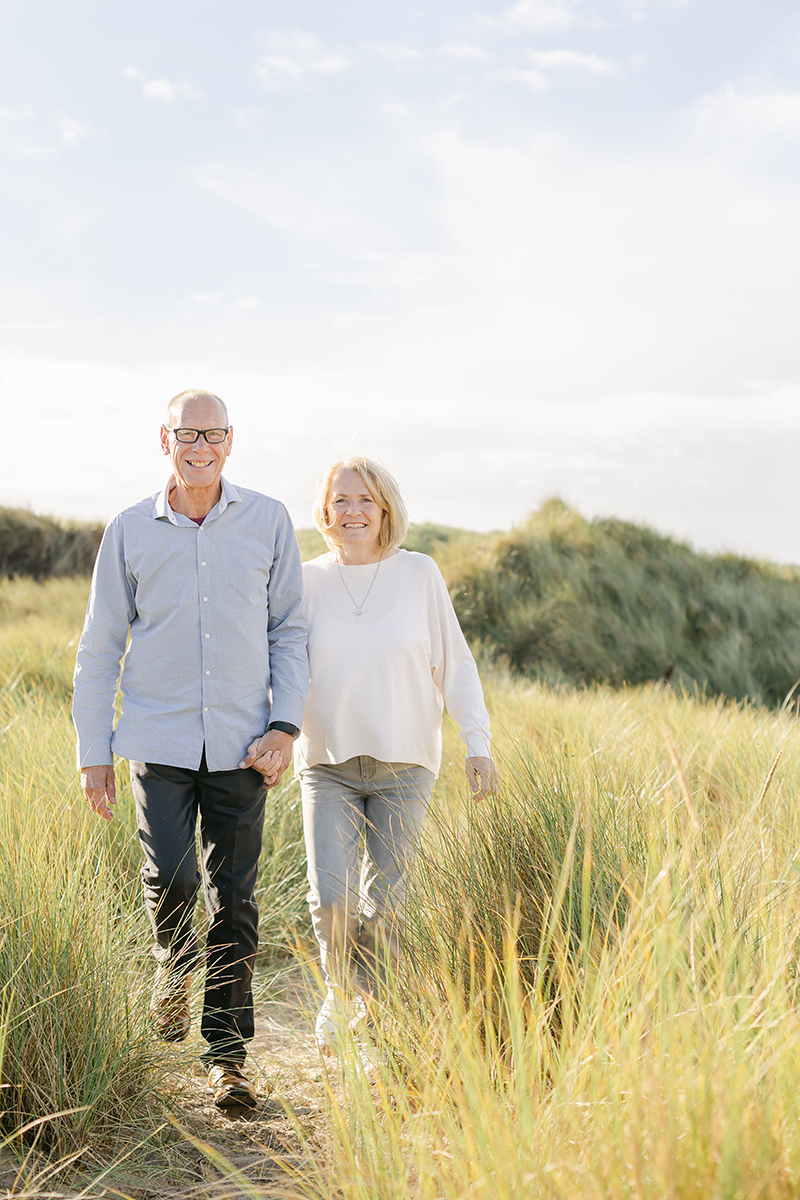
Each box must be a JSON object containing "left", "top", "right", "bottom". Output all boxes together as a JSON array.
[{"left": 328, "top": 468, "right": 384, "bottom": 562}]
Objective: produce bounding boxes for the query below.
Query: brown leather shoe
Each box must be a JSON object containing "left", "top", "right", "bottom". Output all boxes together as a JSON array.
[
  {"left": 208, "top": 1062, "right": 258, "bottom": 1110},
  {"left": 149, "top": 968, "right": 191, "bottom": 1043}
]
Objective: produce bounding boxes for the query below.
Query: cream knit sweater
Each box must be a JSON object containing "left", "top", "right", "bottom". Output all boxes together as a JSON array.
[{"left": 295, "top": 550, "right": 493, "bottom": 777}]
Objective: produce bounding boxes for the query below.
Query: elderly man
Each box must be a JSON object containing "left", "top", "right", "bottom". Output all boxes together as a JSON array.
[{"left": 72, "top": 389, "right": 307, "bottom": 1110}]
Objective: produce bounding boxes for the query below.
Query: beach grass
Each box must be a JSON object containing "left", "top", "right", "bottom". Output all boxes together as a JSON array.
[
  {"left": 3, "top": 574, "right": 800, "bottom": 1197},
  {"left": 285, "top": 678, "right": 800, "bottom": 1200},
  {"left": 0, "top": 576, "right": 309, "bottom": 1187}
]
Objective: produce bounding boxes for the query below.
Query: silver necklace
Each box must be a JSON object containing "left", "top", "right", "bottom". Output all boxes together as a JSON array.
[{"left": 336, "top": 556, "right": 383, "bottom": 616}]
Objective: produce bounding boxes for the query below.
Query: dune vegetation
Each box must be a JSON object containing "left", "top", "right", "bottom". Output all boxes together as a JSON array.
[
  {"left": 299, "top": 677, "right": 800, "bottom": 1199},
  {"left": 435, "top": 498, "right": 800, "bottom": 708},
  {"left": 0, "top": 508, "right": 103, "bottom": 580},
  {"left": 0, "top": 576, "right": 309, "bottom": 1192},
  {"left": 2, "top": 510, "right": 800, "bottom": 1196}
]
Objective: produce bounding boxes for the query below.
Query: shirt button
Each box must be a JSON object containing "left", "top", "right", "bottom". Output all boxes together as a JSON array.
[
  {"left": 201, "top": 561, "right": 206, "bottom": 566},
  {"left": 205, "top": 633, "right": 210, "bottom": 639},
  {"left": 206, "top": 670, "right": 210, "bottom": 676},
  {"left": 203, "top": 596, "right": 208, "bottom": 602},
  {"left": 204, "top": 706, "right": 209, "bottom": 712}
]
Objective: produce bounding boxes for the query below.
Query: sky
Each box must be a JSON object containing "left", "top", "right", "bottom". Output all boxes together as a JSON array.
[{"left": 2, "top": 0, "right": 800, "bottom": 561}]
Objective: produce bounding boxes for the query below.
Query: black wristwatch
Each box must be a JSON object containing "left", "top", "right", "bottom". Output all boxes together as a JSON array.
[{"left": 267, "top": 721, "right": 301, "bottom": 739}]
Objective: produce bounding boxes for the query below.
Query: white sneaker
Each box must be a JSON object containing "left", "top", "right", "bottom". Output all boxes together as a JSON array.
[
  {"left": 348, "top": 993, "right": 369, "bottom": 1031},
  {"left": 315, "top": 989, "right": 347, "bottom": 1053},
  {"left": 357, "top": 1042, "right": 388, "bottom": 1076}
]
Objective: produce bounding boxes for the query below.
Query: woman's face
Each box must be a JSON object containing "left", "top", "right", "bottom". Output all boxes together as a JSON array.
[{"left": 327, "top": 469, "right": 384, "bottom": 557}]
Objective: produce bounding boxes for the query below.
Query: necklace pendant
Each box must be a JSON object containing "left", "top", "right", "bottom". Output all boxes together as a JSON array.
[{"left": 336, "top": 556, "right": 383, "bottom": 619}]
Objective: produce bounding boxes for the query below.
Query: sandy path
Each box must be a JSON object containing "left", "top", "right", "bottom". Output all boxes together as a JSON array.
[
  {"left": 0, "top": 966, "right": 331, "bottom": 1200},
  {"left": 155, "top": 963, "right": 330, "bottom": 1197}
]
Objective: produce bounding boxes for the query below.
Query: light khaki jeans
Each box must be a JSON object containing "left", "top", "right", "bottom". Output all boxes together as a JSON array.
[{"left": 300, "top": 756, "right": 435, "bottom": 996}]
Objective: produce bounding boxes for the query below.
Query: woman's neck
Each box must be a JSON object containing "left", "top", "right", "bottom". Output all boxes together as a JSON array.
[{"left": 332, "top": 543, "right": 383, "bottom": 565}]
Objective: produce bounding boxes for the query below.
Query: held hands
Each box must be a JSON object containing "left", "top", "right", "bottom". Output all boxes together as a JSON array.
[
  {"left": 465, "top": 755, "right": 499, "bottom": 802},
  {"left": 80, "top": 765, "right": 117, "bottom": 821},
  {"left": 239, "top": 729, "right": 294, "bottom": 788}
]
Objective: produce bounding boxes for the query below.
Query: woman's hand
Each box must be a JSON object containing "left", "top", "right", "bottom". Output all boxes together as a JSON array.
[
  {"left": 465, "top": 756, "right": 499, "bottom": 802},
  {"left": 239, "top": 730, "right": 294, "bottom": 788}
]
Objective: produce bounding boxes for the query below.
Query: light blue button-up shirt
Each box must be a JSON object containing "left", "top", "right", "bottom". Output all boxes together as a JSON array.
[{"left": 72, "top": 476, "right": 308, "bottom": 772}]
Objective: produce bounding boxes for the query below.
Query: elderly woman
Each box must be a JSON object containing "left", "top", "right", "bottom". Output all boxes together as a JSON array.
[{"left": 295, "top": 456, "right": 498, "bottom": 1050}]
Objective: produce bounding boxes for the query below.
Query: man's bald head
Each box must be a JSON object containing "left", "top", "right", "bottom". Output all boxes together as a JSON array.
[{"left": 166, "top": 389, "right": 229, "bottom": 429}]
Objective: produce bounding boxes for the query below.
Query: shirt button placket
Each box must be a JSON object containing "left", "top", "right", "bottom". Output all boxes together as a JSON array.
[{"left": 199, "top": 529, "right": 210, "bottom": 729}]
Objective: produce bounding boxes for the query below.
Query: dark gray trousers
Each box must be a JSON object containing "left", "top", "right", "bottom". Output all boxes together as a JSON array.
[{"left": 129, "top": 753, "right": 266, "bottom": 1065}]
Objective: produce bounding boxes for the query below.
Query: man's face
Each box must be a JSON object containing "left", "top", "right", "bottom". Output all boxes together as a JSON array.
[{"left": 160, "top": 395, "right": 232, "bottom": 495}]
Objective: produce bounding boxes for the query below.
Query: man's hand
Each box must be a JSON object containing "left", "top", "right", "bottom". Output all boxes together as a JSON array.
[
  {"left": 80, "top": 765, "right": 117, "bottom": 821},
  {"left": 239, "top": 729, "right": 294, "bottom": 789},
  {"left": 465, "top": 756, "right": 499, "bottom": 802}
]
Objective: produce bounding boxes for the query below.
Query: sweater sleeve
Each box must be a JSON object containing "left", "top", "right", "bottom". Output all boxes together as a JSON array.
[
  {"left": 424, "top": 558, "right": 493, "bottom": 759},
  {"left": 72, "top": 517, "right": 136, "bottom": 768}
]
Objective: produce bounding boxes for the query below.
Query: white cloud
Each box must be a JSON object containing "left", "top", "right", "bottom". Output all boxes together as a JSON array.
[
  {"left": 1, "top": 321, "right": 77, "bottom": 331},
  {"left": 301, "top": 252, "right": 460, "bottom": 296},
  {"left": 364, "top": 42, "right": 422, "bottom": 64},
  {"left": 428, "top": 126, "right": 800, "bottom": 396},
  {"left": 196, "top": 165, "right": 391, "bottom": 257},
  {"left": 693, "top": 83, "right": 800, "bottom": 156},
  {"left": 495, "top": 67, "right": 550, "bottom": 91},
  {"left": 0, "top": 104, "right": 50, "bottom": 154},
  {"left": 528, "top": 48, "right": 617, "bottom": 74},
  {"left": 0, "top": 107, "right": 93, "bottom": 152},
  {"left": 0, "top": 144, "right": 51, "bottom": 156},
  {"left": 619, "top": 0, "right": 689, "bottom": 18},
  {"left": 501, "top": 0, "right": 592, "bottom": 30},
  {"left": 255, "top": 31, "right": 351, "bottom": 89},
  {"left": 0, "top": 105, "right": 32, "bottom": 122},
  {"left": 143, "top": 79, "right": 197, "bottom": 102},
  {"left": 495, "top": 48, "right": 619, "bottom": 92},
  {"left": 189, "top": 96, "right": 800, "bottom": 414},
  {"left": 124, "top": 67, "right": 199, "bottom": 102},
  {"left": 191, "top": 292, "right": 225, "bottom": 305},
  {"left": 233, "top": 108, "right": 265, "bottom": 130},
  {"left": 496, "top": 0, "right": 683, "bottom": 29},
  {"left": 231, "top": 296, "right": 260, "bottom": 309},
  {"left": 58, "top": 210, "right": 92, "bottom": 237},
  {"left": 59, "top": 115, "right": 91, "bottom": 147},
  {"left": 273, "top": 120, "right": 800, "bottom": 414},
  {"left": 439, "top": 44, "right": 493, "bottom": 61}
]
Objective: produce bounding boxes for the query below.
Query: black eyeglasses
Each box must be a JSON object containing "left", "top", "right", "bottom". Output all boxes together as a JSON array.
[{"left": 167, "top": 427, "right": 230, "bottom": 444}]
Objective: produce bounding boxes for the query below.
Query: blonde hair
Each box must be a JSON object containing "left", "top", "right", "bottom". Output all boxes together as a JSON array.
[{"left": 313, "top": 457, "right": 409, "bottom": 553}]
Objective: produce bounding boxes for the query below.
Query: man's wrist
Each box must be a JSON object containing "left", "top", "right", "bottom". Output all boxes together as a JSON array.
[{"left": 267, "top": 721, "right": 301, "bottom": 739}]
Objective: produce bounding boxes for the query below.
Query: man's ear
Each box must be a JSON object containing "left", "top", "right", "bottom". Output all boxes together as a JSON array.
[{"left": 160, "top": 425, "right": 170, "bottom": 455}]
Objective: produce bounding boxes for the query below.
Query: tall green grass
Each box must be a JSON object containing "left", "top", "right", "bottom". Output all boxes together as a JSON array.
[
  {"left": 0, "top": 583, "right": 162, "bottom": 1163},
  {"left": 280, "top": 682, "right": 800, "bottom": 1200},
  {"left": 7, "top": 560, "right": 800, "bottom": 1199},
  {"left": 0, "top": 576, "right": 309, "bottom": 1183},
  {"left": 0, "top": 773, "right": 160, "bottom": 1157}
]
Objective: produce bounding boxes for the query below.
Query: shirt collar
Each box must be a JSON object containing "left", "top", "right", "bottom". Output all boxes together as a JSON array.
[{"left": 153, "top": 475, "right": 241, "bottom": 525}]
